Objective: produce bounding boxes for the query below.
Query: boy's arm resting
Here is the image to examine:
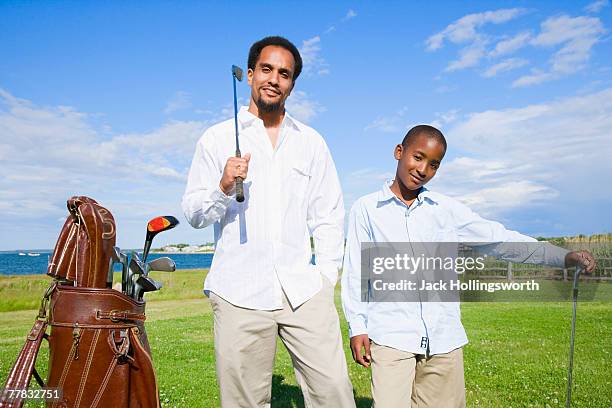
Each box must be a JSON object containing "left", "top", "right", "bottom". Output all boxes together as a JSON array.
[
  {"left": 451, "top": 198, "right": 596, "bottom": 271},
  {"left": 306, "top": 141, "right": 345, "bottom": 283},
  {"left": 341, "top": 201, "right": 372, "bottom": 367},
  {"left": 182, "top": 132, "right": 233, "bottom": 228}
]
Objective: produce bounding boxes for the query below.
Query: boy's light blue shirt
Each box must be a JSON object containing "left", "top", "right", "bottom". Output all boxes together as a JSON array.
[{"left": 341, "top": 181, "right": 568, "bottom": 355}]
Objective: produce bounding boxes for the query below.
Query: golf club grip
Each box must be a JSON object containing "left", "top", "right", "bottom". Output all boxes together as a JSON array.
[{"left": 235, "top": 176, "right": 245, "bottom": 202}]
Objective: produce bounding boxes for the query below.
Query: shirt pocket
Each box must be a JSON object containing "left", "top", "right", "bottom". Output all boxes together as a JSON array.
[{"left": 289, "top": 164, "right": 311, "bottom": 200}]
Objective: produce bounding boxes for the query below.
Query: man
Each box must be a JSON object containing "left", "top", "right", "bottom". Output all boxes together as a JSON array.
[
  {"left": 341, "top": 125, "right": 595, "bottom": 407},
  {"left": 182, "top": 36, "right": 355, "bottom": 407}
]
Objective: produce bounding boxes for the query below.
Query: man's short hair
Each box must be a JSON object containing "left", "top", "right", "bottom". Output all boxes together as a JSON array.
[
  {"left": 248, "top": 36, "right": 303, "bottom": 81},
  {"left": 402, "top": 125, "right": 447, "bottom": 152}
]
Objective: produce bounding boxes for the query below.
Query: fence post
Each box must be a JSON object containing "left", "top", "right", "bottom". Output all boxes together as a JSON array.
[
  {"left": 563, "top": 268, "right": 568, "bottom": 281},
  {"left": 507, "top": 262, "right": 513, "bottom": 281}
]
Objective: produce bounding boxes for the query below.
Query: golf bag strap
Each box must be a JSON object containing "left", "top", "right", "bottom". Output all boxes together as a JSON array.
[
  {"left": 96, "top": 310, "right": 147, "bottom": 322},
  {"left": 0, "top": 319, "right": 48, "bottom": 408}
]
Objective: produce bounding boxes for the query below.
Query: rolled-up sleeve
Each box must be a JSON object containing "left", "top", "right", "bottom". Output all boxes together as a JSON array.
[{"left": 182, "top": 130, "right": 233, "bottom": 229}]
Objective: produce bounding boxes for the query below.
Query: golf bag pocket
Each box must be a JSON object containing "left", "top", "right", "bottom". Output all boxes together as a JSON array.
[{"left": 46, "top": 285, "right": 159, "bottom": 408}]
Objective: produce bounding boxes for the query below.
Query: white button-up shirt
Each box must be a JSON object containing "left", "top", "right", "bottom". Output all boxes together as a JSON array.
[
  {"left": 182, "top": 107, "right": 344, "bottom": 310},
  {"left": 341, "top": 182, "right": 568, "bottom": 355}
]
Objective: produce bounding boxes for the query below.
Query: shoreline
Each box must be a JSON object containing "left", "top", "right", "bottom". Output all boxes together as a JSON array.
[{"left": 150, "top": 251, "right": 214, "bottom": 254}]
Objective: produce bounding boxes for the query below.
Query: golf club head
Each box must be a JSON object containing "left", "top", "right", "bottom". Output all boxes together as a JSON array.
[
  {"left": 138, "top": 275, "right": 160, "bottom": 291},
  {"left": 111, "top": 246, "right": 121, "bottom": 262},
  {"left": 143, "top": 216, "right": 180, "bottom": 263},
  {"left": 147, "top": 257, "right": 176, "bottom": 273},
  {"left": 232, "top": 65, "right": 243, "bottom": 82},
  {"left": 136, "top": 275, "right": 163, "bottom": 300},
  {"left": 128, "top": 252, "right": 145, "bottom": 298},
  {"left": 107, "top": 246, "right": 123, "bottom": 288}
]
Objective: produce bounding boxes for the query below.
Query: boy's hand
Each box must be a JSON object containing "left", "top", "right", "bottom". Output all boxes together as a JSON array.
[
  {"left": 350, "top": 334, "right": 371, "bottom": 368},
  {"left": 220, "top": 153, "right": 251, "bottom": 195},
  {"left": 565, "top": 250, "right": 596, "bottom": 273}
]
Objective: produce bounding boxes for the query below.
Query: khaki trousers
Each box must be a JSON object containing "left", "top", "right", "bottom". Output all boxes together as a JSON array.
[
  {"left": 209, "top": 280, "right": 356, "bottom": 408},
  {"left": 370, "top": 342, "right": 465, "bottom": 408}
]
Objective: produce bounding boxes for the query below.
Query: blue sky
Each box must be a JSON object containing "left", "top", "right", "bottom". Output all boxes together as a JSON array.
[{"left": 1, "top": 1, "right": 611, "bottom": 250}]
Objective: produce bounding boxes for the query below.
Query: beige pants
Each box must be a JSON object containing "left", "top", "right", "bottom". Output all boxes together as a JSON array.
[
  {"left": 209, "top": 280, "right": 356, "bottom": 408},
  {"left": 370, "top": 342, "right": 465, "bottom": 408}
]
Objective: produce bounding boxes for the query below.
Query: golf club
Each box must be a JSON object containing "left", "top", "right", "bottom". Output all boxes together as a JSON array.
[
  {"left": 142, "top": 216, "right": 179, "bottom": 264},
  {"left": 146, "top": 257, "right": 176, "bottom": 274},
  {"left": 135, "top": 275, "right": 163, "bottom": 301},
  {"left": 119, "top": 250, "right": 129, "bottom": 294},
  {"left": 232, "top": 64, "right": 245, "bottom": 203},
  {"left": 108, "top": 246, "right": 122, "bottom": 288},
  {"left": 566, "top": 266, "right": 584, "bottom": 408},
  {"left": 128, "top": 252, "right": 145, "bottom": 299}
]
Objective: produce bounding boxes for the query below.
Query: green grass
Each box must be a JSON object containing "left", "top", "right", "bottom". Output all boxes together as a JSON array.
[{"left": 0, "top": 272, "right": 610, "bottom": 407}]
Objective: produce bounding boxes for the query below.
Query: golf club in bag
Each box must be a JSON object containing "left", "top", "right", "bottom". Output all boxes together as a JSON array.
[{"left": 232, "top": 64, "right": 245, "bottom": 202}]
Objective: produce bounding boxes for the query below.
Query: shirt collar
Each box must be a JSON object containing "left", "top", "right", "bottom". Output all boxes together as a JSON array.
[
  {"left": 377, "top": 180, "right": 437, "bottom": 205},
  {"left": 238, "top": 106, "right": 302, "bottom": 132}
]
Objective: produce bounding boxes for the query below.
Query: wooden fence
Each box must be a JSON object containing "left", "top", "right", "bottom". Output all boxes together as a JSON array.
[{"left": 465, "top": 257, "right": 612, "bottom": 282}]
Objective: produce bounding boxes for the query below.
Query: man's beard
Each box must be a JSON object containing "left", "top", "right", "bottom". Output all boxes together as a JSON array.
[{"left": 255, "top": 95, "right": 282, "bottom": 113}]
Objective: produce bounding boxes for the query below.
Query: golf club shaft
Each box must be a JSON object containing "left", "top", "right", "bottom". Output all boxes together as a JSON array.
[
  {"left": 120, "top": 253, "right": 128, "bottom": 293},
  {"left": 566, "top": 266, "right": 582, "bottom": 408},
  {"left": 142, "top": 240, "right": 152, "bottom": 264},
  {"left": 233, "top": 74, "right": 245, "bottom": 203}
]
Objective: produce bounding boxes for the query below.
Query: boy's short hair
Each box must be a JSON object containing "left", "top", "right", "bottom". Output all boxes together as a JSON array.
[
  {"left": 402, "top": 125, "right": 447, "bottom": 152},
  {"left": 248, "top": 36, "right": 303, "bottom": 81}
]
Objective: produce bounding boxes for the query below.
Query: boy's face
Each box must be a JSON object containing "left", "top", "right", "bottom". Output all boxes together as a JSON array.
[{"left": 394, "top": 133, "right": 445, "bottom": 190}]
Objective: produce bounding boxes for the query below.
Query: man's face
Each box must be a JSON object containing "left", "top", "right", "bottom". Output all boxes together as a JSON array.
[
  {"left": 248, "top": 45, "right": 295, "bottom": 113},
  {"left": 394, "top": 133, "right": 445, "bottom": 190}
]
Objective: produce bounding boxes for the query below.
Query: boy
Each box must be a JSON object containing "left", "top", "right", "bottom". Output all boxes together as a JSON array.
[{"left": 341, "top": 125, "right": 595, "bottom": 407}]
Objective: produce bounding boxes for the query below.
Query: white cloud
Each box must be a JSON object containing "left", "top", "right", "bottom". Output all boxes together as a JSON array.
[
  {"left": 365, "top": 106, "right": 412, "bottom": 133},
  {"left": 531, "top": 15, "right": 604, "bottom": 48},
  {"left": 489, "top": 31, "right": 532, "bottom": 57},
  {"left": 347, "top": 168, "right": 394, "bottom": 184},
  {"left": 428, "top": 10, "right": 605, "bottom": 86},
  {"left": 426, "top": 8, "right": 526, "bottom": 51},
  {"left": 429, "top": 88, "right": 612, "bottom": 216},
  {"left": 513, "top": 15, "right": 605, "bottom": 87},
  {"left": 431, "top": 109, "right": 460, "bottom": 129},
  {"left": 457, "top": 181, "right": 559, "bottom": 213},
  {"left": 585, "top": 0, "right": 609, "bottom": 13},
  {"left": 286, "top": 91, "right": 325, "bottom": 123},
  {"left": 342, "top": 9, "right": 357, "bottom": 22},
  {"left": 164, "top": 91, "right": 192, "bottom": 114},
  {"left": 299, "top": 36, "right": 329, "bottom": 76},
  {"left": 426, "top": 8, "right": 526, "bottom": 72},
  {"left": 0, "top": 88, "right": 211, "bottom": 224},
  {"left": 483, "top": 58, "right": 529, "bottom": 77},
  {"left": 445, "top": 40, "right": 487, "bottom": 71},
  {"left": 511, "top": 69, "right": 552, "bottom": 87}
]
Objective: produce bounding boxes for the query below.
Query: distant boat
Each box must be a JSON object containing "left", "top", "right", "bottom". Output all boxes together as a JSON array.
[
  {"left": 18, "top": 252, "right": 26, "bottom": 256},
  {"left": 27, "top": 252, "right": 41, "bottom": 257}
]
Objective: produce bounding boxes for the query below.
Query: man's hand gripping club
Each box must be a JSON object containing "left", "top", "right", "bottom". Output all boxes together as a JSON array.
[{"left": 220, "top": 153, "right": 251, "bottom": 196}]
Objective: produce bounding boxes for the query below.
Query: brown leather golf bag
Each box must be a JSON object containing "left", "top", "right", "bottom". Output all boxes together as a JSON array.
[{"left": 0, "top": 197, "right": 160, "bottom": 408}]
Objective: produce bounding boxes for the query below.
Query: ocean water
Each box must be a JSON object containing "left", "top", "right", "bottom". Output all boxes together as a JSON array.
[{"left": 0, "top": 251, "right": 214, "bottom": 275}]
